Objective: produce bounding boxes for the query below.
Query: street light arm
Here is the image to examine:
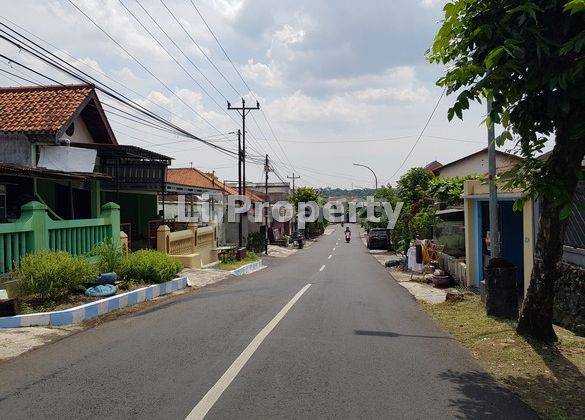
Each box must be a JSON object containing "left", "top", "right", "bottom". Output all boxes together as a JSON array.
[{"left": 353, "top": 163, "right": 378, "bottom": 190}]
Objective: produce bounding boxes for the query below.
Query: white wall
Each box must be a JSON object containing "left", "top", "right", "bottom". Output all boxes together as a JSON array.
[
  {"left": 61, "top": 116, "right": 94, "bottom": 144},
  {"left": 438, "top": 153, "right": 519, "bottom": 178}
]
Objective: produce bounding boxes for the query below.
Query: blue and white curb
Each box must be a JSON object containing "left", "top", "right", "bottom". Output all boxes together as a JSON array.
[
  {"left": 230, "top": 260, "right": 264, "bottom": 276},
  {"left": 0, "top": 277, "right": 189, "bottom": 328}
]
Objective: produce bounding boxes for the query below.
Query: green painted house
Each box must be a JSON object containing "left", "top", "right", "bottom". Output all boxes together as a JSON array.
[{"left": 0, "top": 83, "right": 171, "bottom": 272}]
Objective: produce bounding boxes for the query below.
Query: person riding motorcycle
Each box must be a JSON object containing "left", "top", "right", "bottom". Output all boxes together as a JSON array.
[{"left": 345, "top": 227, "right": 351, "bottom": 242}]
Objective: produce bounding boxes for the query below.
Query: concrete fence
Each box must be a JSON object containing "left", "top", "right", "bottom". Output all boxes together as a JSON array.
[
  {"left": 0, "top": 201, "right": 120, "bottom": 274},
  {"left": 437, "top": 252, "right": 468, "bottom": 286},
  {"left": 157, "top": 223, "right": 219, "bottom": 268}
]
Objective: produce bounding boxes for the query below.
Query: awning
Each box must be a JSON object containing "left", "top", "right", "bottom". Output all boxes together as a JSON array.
[{"left": 0, "top": 163, "right": 111, "bottom": 181}]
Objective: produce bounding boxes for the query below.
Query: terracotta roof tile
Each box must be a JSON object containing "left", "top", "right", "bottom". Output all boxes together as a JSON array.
[
  {"left": 0, "top": 84, "right": 92, "bottom": 134},
  {"left": 166, "top": 167, "right": 224, "bottom": 191},
  {"left": 167, "top": 167, "right": 263, "bottom": 201}
]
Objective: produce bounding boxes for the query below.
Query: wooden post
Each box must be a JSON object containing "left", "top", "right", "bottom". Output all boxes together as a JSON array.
[{"left": 90, "top": 180, "right": 101, "bottom": 218}]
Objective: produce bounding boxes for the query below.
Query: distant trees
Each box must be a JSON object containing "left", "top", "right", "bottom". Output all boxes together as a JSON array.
[{"left": 288, "top": 187, "right": 328, "bottom": 237}]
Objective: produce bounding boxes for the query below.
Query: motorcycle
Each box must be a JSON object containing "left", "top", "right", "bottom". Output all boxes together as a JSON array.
[{"left": 345, "top": 232, "right": 351, "bottom": 243}]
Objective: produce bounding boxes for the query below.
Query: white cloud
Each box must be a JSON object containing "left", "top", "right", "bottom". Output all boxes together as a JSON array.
[
  {"left": 240, "top": 59, "right": 281, "bottom": 87},
  {"left": 273, "top": 24, "right": 305, "bottom": 45},
  {"left": 212, "top": 0, "right": 245, "bottom": 20},
  {"left": 419, "top": 0, "right": 444, "bottom": 8}
]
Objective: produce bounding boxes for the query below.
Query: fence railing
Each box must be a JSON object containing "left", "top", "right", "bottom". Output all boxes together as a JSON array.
[
  {"left": 157, "top": 223, "right": 218, "bottom": 268},
  {"left": 0, "top": 201, "right": 120, "bottom": 274},
  {"left": 437, "top": 251, "right": 468, "bottom": 286}
]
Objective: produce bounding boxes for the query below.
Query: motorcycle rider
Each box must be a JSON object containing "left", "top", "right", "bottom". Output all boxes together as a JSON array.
[{"left": 345, "top": 226, "right": 351, "bottom": 242}]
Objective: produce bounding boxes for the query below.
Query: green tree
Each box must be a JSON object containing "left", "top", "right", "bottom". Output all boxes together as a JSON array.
[
  {"left": 396, "top": 168, "right": 434, "bottom": 208},
  {"left": 288, "top": 187, "right": 327, "bottom": 238},
  {"left": 429, "top": 0, "right": 585, "bottom": 342},
  {"left": 428, "top": 174, "right": 482, "bottom": 207}
]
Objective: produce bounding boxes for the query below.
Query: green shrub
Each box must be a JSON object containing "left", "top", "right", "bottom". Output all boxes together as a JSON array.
[
  {"left": 89, "top": 238, "right": 122, "bottom": 273},
  {"left": 117, "top": 250, "right": 183, "bottom": 284},
  {"left": 247, "top": 232, "right": 266, "bottom": 253},
  {"left": 14, "top": 251, "right": 97, "bottom": 299}
]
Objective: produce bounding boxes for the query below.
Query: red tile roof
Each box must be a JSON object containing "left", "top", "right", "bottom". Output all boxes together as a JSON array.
[
  {"left": 167, "top": 167, "right": 225, "bottom": 191},
  {"left": 167, "top": 167, "right": 263, "bottom": 201},
  {"left": 0, "top": 84, "right": 92, "bottom": 134}
]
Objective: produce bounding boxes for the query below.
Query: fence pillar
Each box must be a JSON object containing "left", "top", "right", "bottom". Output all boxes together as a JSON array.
[
  {"left": 20, "top": 201, "right": 49, "bottom": 252},
  {"left": 100, "top": 202, "right": 120, "bottom": 247},
  {"left": 187, "top": 223, "right": 198, "bottom": 247},
  {"left": 157, "top": 225, "right": 170, "bottom": 254}
]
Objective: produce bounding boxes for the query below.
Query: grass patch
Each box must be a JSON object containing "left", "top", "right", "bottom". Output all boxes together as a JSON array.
[
  {"left": 420, "top": 294, "right": 585, "bottom": 419},
  {"left": 216, "top": 253, "right": 259, "bottom": 271}
]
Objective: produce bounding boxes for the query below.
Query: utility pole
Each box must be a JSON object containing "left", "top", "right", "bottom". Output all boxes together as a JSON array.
[
  {"left": 228, "top": 98, "right": 260, "bottom": 197},
  {"left": 264, "top": 154, "right": 270, "bottom": 255},
  {"left": 287, "top": 173, "right": 301, "bottom": 193},
  {"left": 237, "top": 129, "right": 243, "bottom": 249},
  {"left": 487, "top": 99, "right": 501, "bottom": 258}
]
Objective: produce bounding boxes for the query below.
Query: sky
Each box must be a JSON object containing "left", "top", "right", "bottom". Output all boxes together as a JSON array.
[{"left": 0, "top": 0, "right": 501, "bottom": 188}]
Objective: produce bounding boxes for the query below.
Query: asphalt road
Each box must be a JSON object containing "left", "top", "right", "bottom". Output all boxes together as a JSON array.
[{"left": 0, "top": 225, "right": 536, "bottom": 419}]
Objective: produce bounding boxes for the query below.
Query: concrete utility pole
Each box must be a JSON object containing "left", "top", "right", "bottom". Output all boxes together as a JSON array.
[
  {"left": 287, "top": 173, "right": 301, "bottom": 193},
  {"left": 353, "top": 163, "right": 378, "bottom": 190},
  {"left": 228, "top": 99, "right": 260, "bottom": 197},
  {"left": 264, "top": 154, "right": 270, "bottom": 255},
  {"left": 237, "top": 129, "right": 243, "bottom": 249},
  {"left": 487, "top": 99, "right": 501, "bottom": 258}
]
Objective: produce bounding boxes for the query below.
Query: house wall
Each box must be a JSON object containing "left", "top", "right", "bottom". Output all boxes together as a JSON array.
[
  {"left": 60, "top": 116, "right": 94, "bottom": 144},
  {"left": 463, "top": 180, "right": 534, "bottom": 292},
  {"left": 438, "top": 153, "right": 519, "bottom": 178},
  {"left": 105, "top": 191, "right": 157, "bottom": 239},
  {"left": 0, "top": 134, "right": 32, "bottom": 166}
]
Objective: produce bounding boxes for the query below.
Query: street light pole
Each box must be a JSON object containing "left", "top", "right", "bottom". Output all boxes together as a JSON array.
[{"left": 353, "top": 163, "right": 378, "bottom": 190}]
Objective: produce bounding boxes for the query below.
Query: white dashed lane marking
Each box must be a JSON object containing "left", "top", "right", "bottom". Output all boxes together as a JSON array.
[
  {"left": 319, "top": 265, "right": 326, "bottom": 272},
  {"left": 185, "top": 284, "right": 312, "bottom": 419}
]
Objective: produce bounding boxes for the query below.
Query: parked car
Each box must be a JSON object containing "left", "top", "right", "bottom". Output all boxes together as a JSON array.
[{"left": 367, "top": 228, "right": 391, "bottom": 250}]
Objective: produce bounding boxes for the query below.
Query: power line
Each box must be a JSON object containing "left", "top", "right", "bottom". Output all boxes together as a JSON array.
[
  {"left": 0, "top": 66, "right": 41, "bottom": 86},
  {"left": 388, "top": 88, "right": 446, "bottom": 181},
  {"left": 187, "top": 1, "right": 293, "bottom": 170},
  {"left": 159, "top": 0, "right": 240, "bottom": 96},
  {"left": 117, "top": 0, "right": 241, "bottom": 129},
  {"left": 134, "top": 0, "right": 230, "bottom": 104},
  {"left": 0, "top": 33, "right": 240, "bottom": 159},
  {"left": 65, "top": 0, "right": 223, "bottom": 135},
  {"left": 0, "top": 15, "right": 213, "bottom": 132}
]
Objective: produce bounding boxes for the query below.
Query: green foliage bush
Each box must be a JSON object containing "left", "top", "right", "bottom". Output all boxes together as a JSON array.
[
  {"left": 14, "top": 251, "right": 97, "bottom": 299},
  {"left": 117, "top": 250, "right": 183, "bottom": 284},
  {"left": 247, "top": 231, "right": 266, "bottom": 253},
  {"left": 89, "top": 238, "right": 122, "bottom": 273}
]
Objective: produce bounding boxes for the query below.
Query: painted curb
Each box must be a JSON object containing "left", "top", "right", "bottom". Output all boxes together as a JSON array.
[
  {"left": 230, "top": 260, "right": 264, "bottom": 276},
  {"left": 0, "top": 277, "right": 189, "bottom": 328}
]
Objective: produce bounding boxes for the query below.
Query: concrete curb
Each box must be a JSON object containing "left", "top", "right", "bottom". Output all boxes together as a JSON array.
[
  {"left": 230, "top": 260, "right": 264, "bottom": 276},
  {"left": 0, "top": 277, "right": 189, "bottom": 328}
]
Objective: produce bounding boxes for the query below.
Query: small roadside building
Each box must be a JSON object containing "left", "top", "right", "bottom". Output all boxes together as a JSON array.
[
  {"left": 230, "top": 181, "right": 292, "bottom": 241},
  {"left": 462, "top": 163, "right": 585, "bottom": 294},
  {"left": 0, "top": 84, "right": 171, "bottom": 251},
  {"left": 431, "top": 147, "right": 522, "bottom": 178},
  {"left": 163, "top": 167, "right": 265, "bottom": 246}
]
